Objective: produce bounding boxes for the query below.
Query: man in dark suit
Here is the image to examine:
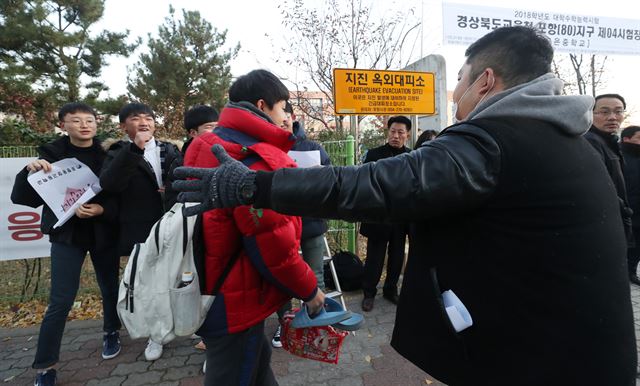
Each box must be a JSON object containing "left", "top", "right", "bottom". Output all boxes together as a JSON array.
[{"left": 359, "top": 116, "right": 411, "bottom": 311}]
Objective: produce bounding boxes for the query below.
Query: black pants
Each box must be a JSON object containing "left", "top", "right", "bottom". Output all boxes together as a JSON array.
[
  {"left": 362, "top": 228, "right": 406, "bottom": 298},
  {"left": 203, "top": 321, "right": 278, "bottom": 386},
  {"left": 628, "top": 227, "right": 640, "bottom": 276},
  {"left": 33, "top": 242, "right": 120, "bottom": 369}
]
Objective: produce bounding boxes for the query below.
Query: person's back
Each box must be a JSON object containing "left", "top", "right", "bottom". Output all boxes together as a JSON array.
[
  {"left": 396, "top": 116, "right": 634, "bottom": 385},
  {"left": 182, "top": 69, "right": 324, "bottom": 386}
]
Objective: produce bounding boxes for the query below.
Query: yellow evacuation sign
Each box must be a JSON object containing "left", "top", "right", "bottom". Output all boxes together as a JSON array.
[{"left": 333, "top": 68, "right": 435, "bottom": 115}]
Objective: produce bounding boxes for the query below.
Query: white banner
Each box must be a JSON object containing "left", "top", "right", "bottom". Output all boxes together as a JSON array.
[
  {"left": 0, "top": 157, "right": 51, "bottom": 261},
  {"left": 443, "top": 3, "right": 640, "bottom": 55}
]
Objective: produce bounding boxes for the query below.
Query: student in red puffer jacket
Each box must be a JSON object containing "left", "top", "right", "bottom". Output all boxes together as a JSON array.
[{"left": 183, "top": 69, "right": 325, "bottom": 386}]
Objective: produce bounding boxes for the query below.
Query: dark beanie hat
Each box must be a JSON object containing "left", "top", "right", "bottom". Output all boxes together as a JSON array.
[{"left": 184, "top": 105, "right": 219, "bottom": 131}]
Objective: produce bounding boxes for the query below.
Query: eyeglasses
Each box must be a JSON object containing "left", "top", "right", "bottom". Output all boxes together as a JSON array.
[
  {"left": 594, "top": 109, "right": 625, "bottom": 118},
  {"left": 64, "top": 119, "right": 97, "bottom": 126}
]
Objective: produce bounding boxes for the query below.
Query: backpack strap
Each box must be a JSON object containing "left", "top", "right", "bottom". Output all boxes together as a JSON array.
[
  {"left": 210, "top": 252, "right": 240, "bottom": 296},
  {"left": 124, "top": 243, "right": 141, "bottom": 313}
]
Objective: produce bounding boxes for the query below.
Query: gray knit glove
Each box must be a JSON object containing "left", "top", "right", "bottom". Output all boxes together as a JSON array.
[{"left": 172, "top": 144, "right": 257, "bottom": 216}]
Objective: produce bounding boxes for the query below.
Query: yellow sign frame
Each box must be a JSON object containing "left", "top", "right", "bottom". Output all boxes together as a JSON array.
[{"left": 333, "top": 68, "right": 435, "bottom": 115}]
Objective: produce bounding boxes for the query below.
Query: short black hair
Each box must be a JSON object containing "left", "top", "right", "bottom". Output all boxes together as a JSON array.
[
  {"left": 184, "top": 105, "right": 219, "bottom": 132},
  {"left": 119, "top": 102, "right": 155, "bottom": 123},
  {"left": 228, "top": 69, "right": 289, "bottom": 108},
  {"left": 465, "top": 26, "right": 553, "bottom": 89},
  {"left": 414, "top": 130, "right": 438, "bottom": 149},
  {"left": 621, "top": 125, "right": 640, "bottom": 139},
  {"left": 387, "top": 116, "right": 412, "bottom": 131},
  {"left": 284, "top": 101, "right": 294, "bottom": 115},
  {"left": 595, "top": 94, "right": 626, "bottom": 110},
  {"left": 58, "top": 102, "right": 96, "bottom": 121}
]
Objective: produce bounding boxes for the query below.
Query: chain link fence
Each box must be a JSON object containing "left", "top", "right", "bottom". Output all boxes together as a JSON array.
[{"left": 0, "top": 139, "right": 358, "bottom": 304}]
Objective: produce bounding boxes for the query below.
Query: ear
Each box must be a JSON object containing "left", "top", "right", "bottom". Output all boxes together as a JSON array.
[
  {"left": 255, "top": 99, "right": 267, "bottom": 112},
  {"left": 58, "top": 121, "right": 66, "bottom": 131},
  {"left": 623, "top": 137, "right": 631, "bottom": 143},
  {"left": 477, "top": 68, "right": 496, "bottom": 95}
]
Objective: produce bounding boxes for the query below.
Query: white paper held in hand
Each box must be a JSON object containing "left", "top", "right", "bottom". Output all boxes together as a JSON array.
[
  {"left": 26, "top": 158, "right": 102, "bottom": 228},
  {"left": 288, "top": 150, "right": 321, "bottom": 168},
  {"left": 442, "top": 289, "right": 473, "bottom": 332}
]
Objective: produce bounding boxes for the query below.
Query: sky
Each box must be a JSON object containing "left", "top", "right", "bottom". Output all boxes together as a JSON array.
[{"left": 95, "top": 0, "right": 640, "bottom": 123}]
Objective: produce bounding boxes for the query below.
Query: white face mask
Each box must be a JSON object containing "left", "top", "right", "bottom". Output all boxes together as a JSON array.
[{"left": 452, "top": 72, "right": 494, "bottom": 124}]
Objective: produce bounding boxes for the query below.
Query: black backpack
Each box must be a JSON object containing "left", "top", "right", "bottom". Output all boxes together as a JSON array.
[{"left": 324, "top": 250, "right": 364, "bottom": 291}]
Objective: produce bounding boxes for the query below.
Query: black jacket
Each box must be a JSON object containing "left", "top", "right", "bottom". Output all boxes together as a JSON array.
[
  {"left": 585, "top": 127, "right": 634, "bottom": 245},
  {"left": 100, "top": 139, "right": 181, "bottom": 255},
  {"left": 622, "top": 142, "right": 640, "bottom": 226},
  {"left": 358, "top": 143, "right": 410, "bottom": 238},
  {"left": 10, "top": 136, "right": 117, "bottom": 251},
  {"left": 292, "top": 123, "right": 331, "bottom": 240},
  {"left": 254, "top": 118, "right": 636, "bottom": 386}
]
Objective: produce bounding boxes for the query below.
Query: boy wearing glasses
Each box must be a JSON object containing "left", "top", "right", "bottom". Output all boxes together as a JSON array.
[
  {"left": 585, "top": 94, "right": 634, "bottom": 279},
  {"left": 11, "top": 102, "right": 121, "bottom": 386}
]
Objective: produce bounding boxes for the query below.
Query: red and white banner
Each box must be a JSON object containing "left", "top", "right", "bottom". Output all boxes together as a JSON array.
[
  {"left": 443, "top": 3, "right": 640, "bottom": 55},
  {"left": 0, "top": 157, "right": 50, "bottom": 261}
]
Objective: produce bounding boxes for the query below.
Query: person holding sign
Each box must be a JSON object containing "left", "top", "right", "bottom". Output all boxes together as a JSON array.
[
  {"left": 172, "top": 27, "right": 636, "bottom": 385},
  {"left": 11, "top": 102, "right": 121, "bottom": 386}
]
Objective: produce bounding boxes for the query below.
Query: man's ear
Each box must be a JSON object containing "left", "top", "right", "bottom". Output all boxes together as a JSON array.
[
  {"left": 623, "top": 137, "right": 631, "bottom": 143},
  {"left": 478, "top": 68, "right": 496, "bottom": 95},
  {"left": 58, "top": 121, "right": 66, "bottom": 132},
  {"left": 255, "top": 99, "right": 267, "bottom": 112}
]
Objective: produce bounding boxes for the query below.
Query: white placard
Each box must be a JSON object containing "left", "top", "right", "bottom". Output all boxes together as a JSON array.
[
  {"left": 0, "top": 157, "right": 51, "bottom": 261},
  {"left": 27, "top": 158, "right": 102, "bottom": 229},
  {"left": 288, "top": 150, "right": 321, "bottom": 168},
  {"left": 443, "top": 3, "right": 640, "bottom": 55}
]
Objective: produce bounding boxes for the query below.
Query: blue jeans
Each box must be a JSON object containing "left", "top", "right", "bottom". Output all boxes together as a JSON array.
[
  {"left": 277, "top": 234, "right": 326, "bottom": 319},
  {"left": 32, "top": 242, "right": 121, "bottom": 369}
]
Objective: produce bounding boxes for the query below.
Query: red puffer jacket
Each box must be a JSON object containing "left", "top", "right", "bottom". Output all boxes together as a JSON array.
[{"left": 184, "top": 102, "right": 318, "bottom": 336}]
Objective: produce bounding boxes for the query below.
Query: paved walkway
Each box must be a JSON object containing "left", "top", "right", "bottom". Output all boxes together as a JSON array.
[{"left": 2, "top": 285, "right": 639, "bottom": 386}]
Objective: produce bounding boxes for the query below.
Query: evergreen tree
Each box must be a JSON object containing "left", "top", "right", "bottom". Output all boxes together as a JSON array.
[
  {"left": 127, "top": 6, "right": 239, "bottom": 136},
  {"left": 0, "top": 0, "right": 138, "bottom": 130}
]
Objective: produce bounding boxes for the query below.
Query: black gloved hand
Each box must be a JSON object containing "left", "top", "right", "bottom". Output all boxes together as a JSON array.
[{"left": 172, "top": 144, "right": 257, "bottom": 217}]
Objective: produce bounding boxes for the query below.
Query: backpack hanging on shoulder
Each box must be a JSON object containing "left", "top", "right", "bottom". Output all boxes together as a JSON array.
[{"left": 117, "top": 203, "right": 235, "bottom": 344}]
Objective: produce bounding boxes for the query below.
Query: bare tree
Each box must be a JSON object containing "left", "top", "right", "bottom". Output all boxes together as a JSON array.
[
  {"left": 279, "top": 0, "right": 420, "bottom": 137},
  {"left": 552, "top": 53, "right": 608, "bottom": 96}
]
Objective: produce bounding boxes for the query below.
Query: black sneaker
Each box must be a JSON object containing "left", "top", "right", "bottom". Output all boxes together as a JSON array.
[
  {"left": 102, "top": 331, "right": 121, "bottom": 359},
  {"left": 34, "top": 369, "right": 57, "bottom": 386},
  {"left": 271, "top": 325, "right": 283, "bottom": 348}
]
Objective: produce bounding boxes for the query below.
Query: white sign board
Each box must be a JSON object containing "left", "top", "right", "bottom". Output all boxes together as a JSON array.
[
  {"left": 27, "top": 158, "right": 101, "bottom": 229},
  {"left": 443, "top": 2, "right": 640, "bottom": 55},
  {"left": 0, "top": 157, "right": 51, "bottom": 261}
]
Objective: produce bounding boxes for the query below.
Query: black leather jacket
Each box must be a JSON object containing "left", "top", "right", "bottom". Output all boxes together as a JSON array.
[{"left": 255, "top": 123, "right": 500, "bottom": 223}]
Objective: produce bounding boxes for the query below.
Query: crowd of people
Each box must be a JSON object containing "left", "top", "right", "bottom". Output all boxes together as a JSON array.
[{"left": 10, "top": 25, "right": 639, "bottom": 386}]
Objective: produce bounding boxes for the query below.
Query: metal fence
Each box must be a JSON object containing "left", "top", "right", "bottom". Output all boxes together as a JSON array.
[{"left": 0, "top": 138, "right": 357, "bottom": 303}]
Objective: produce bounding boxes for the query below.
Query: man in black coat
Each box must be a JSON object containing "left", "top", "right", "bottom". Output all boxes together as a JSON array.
[
  {"left": 585, "top": 94, "right": 635, "bottom": 281},
  {"left": 622, "top": 125, "right": 640, "bottom": 284},
  {"left": 173, "top": 27, "right": 636, "bottom": 386},
  {"left": 359, "top": 116, "right": 411, "bottom": 312},
  {"left": 99, "top": 102, "right": 181, "bottom": 362}
]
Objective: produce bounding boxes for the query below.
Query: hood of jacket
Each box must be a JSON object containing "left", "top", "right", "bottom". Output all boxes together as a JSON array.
[
  {"left": 101, "top": 137, "right": 183, "bottom": 152},
  {"left": 467, "top": 73, "right": 594, "bottom": 136},
  {"left": 217, "top": 101, "right": 296, "bottom": 153}
]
